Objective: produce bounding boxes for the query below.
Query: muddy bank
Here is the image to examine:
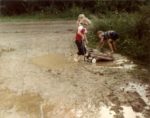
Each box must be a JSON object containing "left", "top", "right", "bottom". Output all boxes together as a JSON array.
[{"left": 0, "top": 21, "right": 150, "bottom": 118}]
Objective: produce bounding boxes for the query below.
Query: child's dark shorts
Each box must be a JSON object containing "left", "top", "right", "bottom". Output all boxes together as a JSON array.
[
  {"left": 110, "top": 32, "right": 119, "bottom": 41},
  {"left": 75, "top": 40, "right": 86, "bottom": 55}
]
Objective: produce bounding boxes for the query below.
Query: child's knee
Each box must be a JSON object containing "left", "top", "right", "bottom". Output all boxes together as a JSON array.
[{"left": 107, "top": 39, "right": 113, "bottom": 44}]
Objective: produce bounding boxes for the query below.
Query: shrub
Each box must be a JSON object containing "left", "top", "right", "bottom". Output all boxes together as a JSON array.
[{"left": 88, "top": 5, "right": 150, "bottom": 64}]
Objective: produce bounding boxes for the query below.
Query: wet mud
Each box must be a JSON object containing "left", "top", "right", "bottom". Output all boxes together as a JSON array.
[
  {"left": 0, "top": 21, "right": 150, "bottom": 118},
  {"left": 31, "top": 53, "right": 72, "bottom": 70},
  {"left": 0, "top": 89, "right": 42, "bottom": 118}
]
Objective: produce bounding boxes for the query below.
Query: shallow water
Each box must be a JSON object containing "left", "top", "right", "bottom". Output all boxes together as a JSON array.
[{"left": 31, "top": 53, "right": 71, "bottom": 69}]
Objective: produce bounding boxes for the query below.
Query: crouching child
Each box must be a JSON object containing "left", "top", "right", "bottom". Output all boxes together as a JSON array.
[{"left": 97, "top": 30, "right": 119, "bottom": 53}]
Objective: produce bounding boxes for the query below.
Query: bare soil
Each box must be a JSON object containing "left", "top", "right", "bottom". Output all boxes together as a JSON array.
[{"left": 0, "top": 21, "right": 150, "bottom": 118}]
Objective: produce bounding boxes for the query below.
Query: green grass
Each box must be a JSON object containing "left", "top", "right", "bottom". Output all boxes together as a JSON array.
[
  {"left": 0, "top": 13, "right": 75, "bottom": 22},
  {"left": 88, "top": 9, "right": 150, "bottom": 66}
]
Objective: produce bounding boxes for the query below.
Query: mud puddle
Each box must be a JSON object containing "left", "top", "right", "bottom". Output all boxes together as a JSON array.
[
  {"left": 31, "top": 53, "right": 73, "bottom": 70},
  {"left": 31, "top": 52, "right": 137, "bottom": 71},
  {"left": 0, "top": 88, "right": 43, "bottom": 118}
]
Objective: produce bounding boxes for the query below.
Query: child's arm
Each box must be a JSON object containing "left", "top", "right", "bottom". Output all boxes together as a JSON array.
[
  {"left": 112, "top": 41, "right": 117, "bottom": 51},
  {"left": 99, "top": 37, "right": 105, "bottom": 49},
  {"left": 83, "top": 34, "right": 88, "bottom": 44}
]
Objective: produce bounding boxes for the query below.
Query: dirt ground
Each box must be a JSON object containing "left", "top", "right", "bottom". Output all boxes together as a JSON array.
[{"left": 0, "top": 21, "right": 150, "bottom": 118}]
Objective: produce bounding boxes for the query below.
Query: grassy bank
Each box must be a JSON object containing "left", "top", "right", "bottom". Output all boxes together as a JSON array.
[{"left": 88, "top": 6, "right": 150, "bottom": 67}]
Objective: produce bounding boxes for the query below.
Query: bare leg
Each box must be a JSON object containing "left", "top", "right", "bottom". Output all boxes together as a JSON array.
[
  {"left": 112, "top": 41, "right": 117, "bottom": 51},
  {"left": 99, "top": 40, "right": 105, "bottom": 52},
  {"left": 107, "top": 39, "right": 114, "bottom": 53}
]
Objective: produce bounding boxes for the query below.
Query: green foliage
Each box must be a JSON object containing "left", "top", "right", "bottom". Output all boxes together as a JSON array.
[
  {"left": 88, "top": 12, "right": 139, "bottom": 44},
  {"left": 88, "top": 5, "right": 150, "bottom": 64},
  {"left": 54, "top": 5, "right": 90, "bottom": 19},
  {"left": 94, "top": 0, "right": 147, "bottom": 13},
  {"left": 1, "top": 0, "right": 148, "bottom": 15},
  {"left": 0, "top": 5, "right": 91, "bottom": 21}
]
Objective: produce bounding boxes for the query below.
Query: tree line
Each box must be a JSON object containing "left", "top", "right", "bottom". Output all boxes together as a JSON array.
[{"left": 0, "top": 0, "right": 148, "bottom": 15}]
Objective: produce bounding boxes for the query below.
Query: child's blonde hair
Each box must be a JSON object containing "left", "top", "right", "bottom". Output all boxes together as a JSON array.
[
  {"left": 80, "top": 17, "right": 91, "bottom": 25},
  {"left": 78, "top": 14, "right": 85, "bottom": 20},
  {"left": 77, "top": 14, "right": 91, "bottom": 26}
]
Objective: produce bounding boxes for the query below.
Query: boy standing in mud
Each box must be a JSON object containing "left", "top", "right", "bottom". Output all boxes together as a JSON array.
[{"left": 97, "top": 30, "right": 119, "bottom": 53}]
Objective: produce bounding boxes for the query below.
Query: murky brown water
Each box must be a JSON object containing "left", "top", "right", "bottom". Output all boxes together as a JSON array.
[
  {"left": 0, "top": 21, "right": 150, "bottom": 118},
  {"left": 32, "top": 53, "right": 71, "bottom": 69},
  {"left": 0, "top": 89, "right": 42, "bottom": 118}
]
